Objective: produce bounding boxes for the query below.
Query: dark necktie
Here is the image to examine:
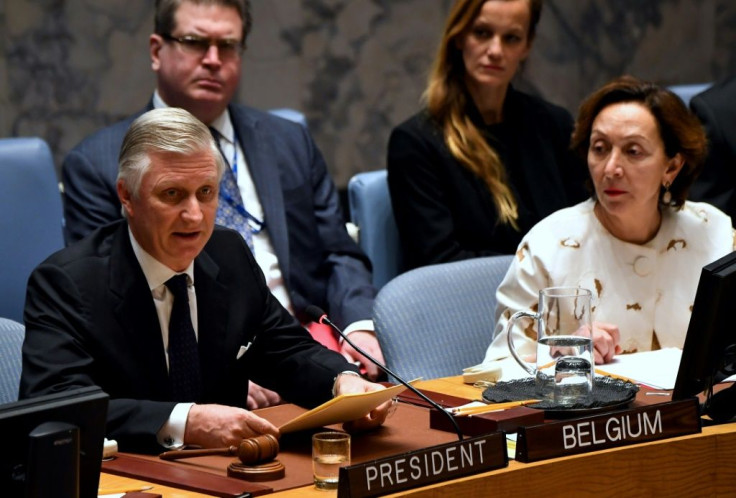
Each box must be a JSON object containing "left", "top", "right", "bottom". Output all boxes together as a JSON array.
[
  {"left": 165, "top": 274, "right": 202, "bottom": 401},
  {"left": 208, "top": 127, "right": 254, "bottom": 251}
]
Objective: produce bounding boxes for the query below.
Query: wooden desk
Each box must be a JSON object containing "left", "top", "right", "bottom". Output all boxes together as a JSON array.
[
  {"left": 98, "top": 472, "right": 215, "bottom": 497},
  {"left": 99, "top": 377, "right": 736, "bottom": 497}
]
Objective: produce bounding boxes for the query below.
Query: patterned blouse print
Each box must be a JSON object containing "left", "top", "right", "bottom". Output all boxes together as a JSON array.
[{"left": 484, "top": 199, "right": 735, "bottom": 363}]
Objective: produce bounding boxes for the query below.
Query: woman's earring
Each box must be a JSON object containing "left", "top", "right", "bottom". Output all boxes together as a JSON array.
[{"left": 662, "top": 182, "right": 672, "bottom": 205}]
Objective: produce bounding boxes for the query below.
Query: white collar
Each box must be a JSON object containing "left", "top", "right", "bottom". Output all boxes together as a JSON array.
[
  {"left": 128, "top": 227, "right": 195, "bottom": 292},
  {"left": 152, "top": 90, "right": 235, "bottom": 145}
]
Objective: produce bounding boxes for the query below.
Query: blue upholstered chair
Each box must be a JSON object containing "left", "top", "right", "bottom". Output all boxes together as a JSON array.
[
  {"left": 667, "top": 83, "right": 712, "bottom": 107},
  {"left": 347, "top": 170, "right": 403, "bottom": 289},
  {"left": 0, "top": 318, "right": 25, "bottom": 404},
  {"left": 268, "top": 108, "right": 308, "bottom": 127},
  {"left": 373, "top": 255, "right": 514, "bottom": 381},
  {"left": 0, "top": 137, "right": 65, "bottom": 322}
]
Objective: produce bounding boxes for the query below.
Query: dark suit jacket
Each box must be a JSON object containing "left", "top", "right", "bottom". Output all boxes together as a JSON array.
[
  {"left": 689, "top": 76, "right": 736, "bottom": 220},
  {"left": 387, "top": 88, "right": 588, "bottom": 270},
  {"left": 61, "top": 103, "right": 375, "bottom": 327},
  {"left": 20, "top": 222, "right": 356, "bottom": 453}
]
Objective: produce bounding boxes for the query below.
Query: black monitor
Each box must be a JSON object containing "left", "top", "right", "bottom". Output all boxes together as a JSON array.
[
  {"left": 673, "top": 250, "right": 736, "bottom": 420},
  {"left": 0, "top": 386, "right": 109, "bottom": 498}
]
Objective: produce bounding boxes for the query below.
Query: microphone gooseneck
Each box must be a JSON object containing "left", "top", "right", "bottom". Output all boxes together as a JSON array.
[{"left": 305, "top": 305, "right": 463, "bottom": 441}]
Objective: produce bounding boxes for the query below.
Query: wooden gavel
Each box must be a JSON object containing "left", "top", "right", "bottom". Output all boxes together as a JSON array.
[{"left": 159, "top": 433, "right": 279, "bottom": 465}]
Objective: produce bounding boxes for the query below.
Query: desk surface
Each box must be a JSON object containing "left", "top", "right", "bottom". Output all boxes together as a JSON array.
[
  {"left": 98, "top": 472, "right": 213, "bottom": 497},
  {"left": 99, "top": 377, "right": 736, "bottom": 497}
]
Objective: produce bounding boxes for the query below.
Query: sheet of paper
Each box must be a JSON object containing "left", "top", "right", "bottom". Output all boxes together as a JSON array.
[
  {"left": 489, "top": 356, "right": 534, "bottom": 382},
  {"left": 279, "top": 382, "right": 413, "bottom": 434},
  {"left": 594, "top": 348, "right": 683, "bottom": 389},
  {"left": 506, "top": 433, "right": 518, "bottom": 460}
]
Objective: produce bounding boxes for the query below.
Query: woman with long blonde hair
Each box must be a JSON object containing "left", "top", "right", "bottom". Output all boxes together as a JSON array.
[{"left": 388, "top": 0, "right": 586, "bottom": 270}]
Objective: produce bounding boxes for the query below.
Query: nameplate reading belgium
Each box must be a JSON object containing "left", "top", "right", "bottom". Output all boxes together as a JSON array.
[
  {"left": 515, "top": 398, "right": 701, "bottom": 462},
  {"left": 337, "top": 432, "right": 507, "bottom": 497}
]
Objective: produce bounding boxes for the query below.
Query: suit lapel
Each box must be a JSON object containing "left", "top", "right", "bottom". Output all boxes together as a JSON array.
[
  {"left": 192, "top": 249, "right": 230, "bottom": 401},
  {"left": 108, "top": 224, "right": 171, "bottom": 398},
  {"left": 230, "top": 105, "right": 290, "bottom": 279},
  {"left": 108, "top": 224, "right": 233, "bottom": 402}
]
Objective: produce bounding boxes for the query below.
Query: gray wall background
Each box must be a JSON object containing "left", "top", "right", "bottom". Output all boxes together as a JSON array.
[{"left": 2, "top": 0, "right": 735, "bottom": 187}]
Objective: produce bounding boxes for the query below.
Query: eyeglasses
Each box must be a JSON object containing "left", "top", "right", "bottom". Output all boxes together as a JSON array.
[{"left": 161, "top": 33, "right": 244, "bottom": 60}]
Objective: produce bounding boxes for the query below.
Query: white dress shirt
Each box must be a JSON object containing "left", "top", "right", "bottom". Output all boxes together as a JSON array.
[{"left": 129, "top": 230, "right": 194, "bottom": 448}]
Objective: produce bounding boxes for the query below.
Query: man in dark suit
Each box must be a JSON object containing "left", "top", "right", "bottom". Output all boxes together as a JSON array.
[
  {"left": 689, "top": 76, "right": 736, "bottom": 220},
  {"left": 61, "top": 0, "right": 384, "bottom": 393},
  {"left": 21, "top": 107, "right": 390, "bottom": 453}
]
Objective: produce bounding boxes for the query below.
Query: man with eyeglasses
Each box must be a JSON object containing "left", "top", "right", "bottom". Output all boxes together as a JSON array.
[{"left": 60, "top": 0, "right": 384, "bottom": 408}]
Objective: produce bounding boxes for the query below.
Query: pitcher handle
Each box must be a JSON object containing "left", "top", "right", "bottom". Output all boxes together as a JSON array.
[{"left": 506, "top": 310, "right": 538, "bottom": 377}]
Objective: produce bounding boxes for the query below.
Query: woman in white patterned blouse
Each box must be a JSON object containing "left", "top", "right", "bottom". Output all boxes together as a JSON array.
[{"left": 484, "top": 75, "right": 735, "bottom": 365}]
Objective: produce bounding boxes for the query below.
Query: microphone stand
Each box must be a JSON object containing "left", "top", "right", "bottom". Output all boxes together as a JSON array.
[
  {"left": 306, "top": 305, "right": 464, "bottom": 441},
  {"left": 705, "top": 382, "right": 736, "bottom": 423}
]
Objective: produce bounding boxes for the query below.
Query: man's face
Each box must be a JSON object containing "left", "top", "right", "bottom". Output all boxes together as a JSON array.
[
  {"left": 150, "top": 2, "right": 243, "bottom": 124},
  {"left": 118, "top": 149, "right": 220, "bottom": 272}
]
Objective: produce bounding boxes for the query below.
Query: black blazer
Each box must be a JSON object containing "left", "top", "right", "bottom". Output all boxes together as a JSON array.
[
  {"left": 20, "top": 222, "right": 355, "bottom": 452},
  {"left": 387, "top": 87, "right": 588, "bottom": 270},
  {"left": 61, "top": 103, "right": 375, "bottom": 328},
  {"left": 689, "top": 76, "right": 736, "bottom": 220}
]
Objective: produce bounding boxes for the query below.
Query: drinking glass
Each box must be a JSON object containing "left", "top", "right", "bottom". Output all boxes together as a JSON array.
[{"left": 312, "top": 431, "right": 351, "bottom": 489}]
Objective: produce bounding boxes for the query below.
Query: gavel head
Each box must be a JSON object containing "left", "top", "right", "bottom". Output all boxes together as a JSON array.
[{"left": 234, "top": 434, "right": 279, "bottom": 465}]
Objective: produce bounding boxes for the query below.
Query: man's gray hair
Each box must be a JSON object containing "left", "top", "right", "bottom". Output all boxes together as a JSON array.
[{"left": 117, "top": 107, "right": 225, "bottom": 201}]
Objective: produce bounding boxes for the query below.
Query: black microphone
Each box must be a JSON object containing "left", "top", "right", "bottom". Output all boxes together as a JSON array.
[
  {"left": 705, "top": 383, "right": 736, "bottom": 423},
  {"left": 305, "top": 305, "right": 463, "bottom": 441}
]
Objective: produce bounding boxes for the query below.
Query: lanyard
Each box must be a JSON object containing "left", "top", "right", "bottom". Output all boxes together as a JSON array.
[{"left": 220, "top": 139, "right": 265, "bottom": 234}]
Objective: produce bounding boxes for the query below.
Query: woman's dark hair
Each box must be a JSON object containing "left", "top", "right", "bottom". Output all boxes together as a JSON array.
[{"left": 570, "top": 75, "right": 707, "bottom": 208}]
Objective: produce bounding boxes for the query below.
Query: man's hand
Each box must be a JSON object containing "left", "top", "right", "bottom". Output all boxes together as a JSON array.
[
  {"left": 184, "top": 404, "right": 279, "bottom": 448},
  {"left": 334, "top": 373, "right": 391, "bottom": 432},
  {"left": 340, "top": 330, "right": 385, "bottom": 381},
  {"left": 592, "top": 321, "right": 621, "bottom": 364},
  {"left": 246, "top": 381, "right": 283, "bottom": 410}
]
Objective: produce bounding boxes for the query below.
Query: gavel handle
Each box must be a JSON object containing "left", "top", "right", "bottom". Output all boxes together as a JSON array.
[{"left": 159, "top": 445, "right": 237, "bottom": 461}]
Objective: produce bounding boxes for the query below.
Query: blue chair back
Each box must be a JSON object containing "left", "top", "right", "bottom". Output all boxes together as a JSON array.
[
  {"left": 0, "top": 138, "right": 64, "bottom": 322},
  {"left": 348, "top": 170, "right": 402, "bottom": 289},
  {"left": 268, "top": 108, "right": 308, "bottom": 127},
  {"left": 0, "top": 318, "right": 25, "bottom": 404},
  {"left": 667, "top": 83, "right": 712, "bottom": 107},
  {"left": 373, "top": 255, "right": 513, "bottom": 381}
]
